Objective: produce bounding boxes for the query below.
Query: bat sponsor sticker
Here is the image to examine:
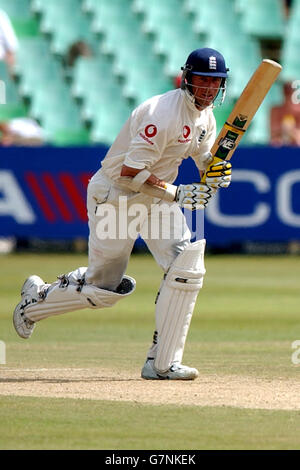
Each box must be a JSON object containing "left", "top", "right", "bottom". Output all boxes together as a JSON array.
[
  {"left": 215, "top": 129, "right": 239, "bottom": 159},
  {"left": 233, "top": 114, "right": 248, "bottom": 129}
]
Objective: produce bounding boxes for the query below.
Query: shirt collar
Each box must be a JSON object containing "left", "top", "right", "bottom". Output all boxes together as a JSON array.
[{"left": 180, "top": 89, "right": 214, "bottom": 124}]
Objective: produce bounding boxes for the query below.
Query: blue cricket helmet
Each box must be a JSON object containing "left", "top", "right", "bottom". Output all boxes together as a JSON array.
[
  {"left": 183, "top": 48, "right": 229, "bottom": 78},
  {"left": 181, "top": 47, "right": 229, "bottom": 107}
]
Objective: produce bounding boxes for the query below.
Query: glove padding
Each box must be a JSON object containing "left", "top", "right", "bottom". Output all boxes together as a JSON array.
[
  {"left": 205, "top": 160, "right": 232, "bottom": 189},
  {"left": 176, "top": 183, "right": 217, "bottom": 210}
]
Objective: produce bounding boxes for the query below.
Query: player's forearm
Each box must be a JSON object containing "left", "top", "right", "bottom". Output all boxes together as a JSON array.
[
  {"left": 119, "top": 165, "right": 177, "bottom": 201},
  {"left": 120, "top": 165, "right": 167, "bottom": 188},
  {"left": 118, "top": 161, "right": 232, "bottom": 210}
]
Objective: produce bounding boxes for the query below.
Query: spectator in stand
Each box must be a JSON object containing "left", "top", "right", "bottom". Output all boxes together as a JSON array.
[
  {"left": 0, "top": 117, "right": 45, "bottom": 146},
  {"left": 64, "top": 40, "right": 93, "bottom": 68},
  {"left": 283, "top": 0, "right": 293, "bottom": 18},
  {"left": 270, "top": 82, "right": 300, "bottom": 146},
  {"left": 0, "top": 9, "right": 18, "bottom": 74}
]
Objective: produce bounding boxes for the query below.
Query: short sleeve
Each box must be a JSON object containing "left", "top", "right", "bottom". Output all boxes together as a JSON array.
[{"left": 124, "top": 102, "right": 168, "bottom": 170}]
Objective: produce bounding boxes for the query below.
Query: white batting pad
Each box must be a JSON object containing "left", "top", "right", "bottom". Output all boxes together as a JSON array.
[
  {"left": 25, "top": 267, "right": 136, "bottom": 322},
  {"left": 154, "top": 239, "right": 206, "bottom": 373}
]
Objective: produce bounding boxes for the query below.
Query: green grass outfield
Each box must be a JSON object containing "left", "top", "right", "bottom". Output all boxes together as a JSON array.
[{"left": 0, "top": 252, "right": 300, "bottom": 450}]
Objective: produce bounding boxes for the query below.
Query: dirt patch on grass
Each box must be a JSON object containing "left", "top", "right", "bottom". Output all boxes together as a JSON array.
[{"left": 0, "top": 367, "right": 299, "bottom": 410}]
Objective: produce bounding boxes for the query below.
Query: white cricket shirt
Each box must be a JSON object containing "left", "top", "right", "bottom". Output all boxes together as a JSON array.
[{"left": 101, "top": 88, "right": 216, "bottom": 184}]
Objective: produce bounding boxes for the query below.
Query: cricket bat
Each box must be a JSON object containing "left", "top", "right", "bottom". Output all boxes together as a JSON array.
[{"left": 201, "top": 59, "right": 282, "bottom": 182}]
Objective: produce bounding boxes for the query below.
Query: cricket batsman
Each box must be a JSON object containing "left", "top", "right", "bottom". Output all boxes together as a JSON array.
[{"left": 13, "top": 48, "right": 232, "bottom": 380}]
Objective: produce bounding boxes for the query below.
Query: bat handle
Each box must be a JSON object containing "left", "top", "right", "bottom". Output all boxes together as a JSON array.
[{"left": 200, "top": 155, "right": 225, "bottom": 183}]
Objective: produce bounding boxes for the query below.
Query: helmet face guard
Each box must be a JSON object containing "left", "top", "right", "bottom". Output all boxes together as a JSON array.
[
  {"left": 181, "top": 48, "right": 229, "bottom": 109},
  {"left": 181, "top": 69, "right": 227, "bottom": 108}
]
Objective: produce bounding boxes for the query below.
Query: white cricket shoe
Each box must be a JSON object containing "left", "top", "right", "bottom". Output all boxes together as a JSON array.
[
  {"left": 13, "top": 275, "right": 46, "bottom": 339},
  {"left": 141, "top": 358, "right": 199, "bottom": 380}
]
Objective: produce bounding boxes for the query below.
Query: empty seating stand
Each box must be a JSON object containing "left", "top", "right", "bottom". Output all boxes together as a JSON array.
[{"left": 0, "top": 0, "right": 293, "bottom": 146}]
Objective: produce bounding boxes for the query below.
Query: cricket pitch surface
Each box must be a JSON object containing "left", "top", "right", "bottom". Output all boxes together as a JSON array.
[{"left": 0, "top": 367, "right": 299, "bottom": 410}]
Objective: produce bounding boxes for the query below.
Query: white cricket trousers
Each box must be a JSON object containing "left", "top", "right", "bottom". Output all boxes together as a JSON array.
[{"left": 85, "top": 168, "right": 191, "bottom": 290}]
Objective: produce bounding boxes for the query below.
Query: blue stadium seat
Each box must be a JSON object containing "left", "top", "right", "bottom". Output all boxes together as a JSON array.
[
  {"left": 123, "top": 66, "right": 172, "bottom": 104},
  {"left": 0, "top": 62, "right": 23, "bottom": 107},
  {"left": 81, "top": 0, "right": 100, "bottom": 13},
  {"left": 80, "top": 84, "right": 125, "bottom": 122},
  {"left": 162, "top": 28, "right": 203, "bottom": 78},
  {"left": 100, "top": 17, "right": 142, "bottom": 57},
  {"left": 213, "top": 99, "right": 236, "bottom": 135},
  {"left": 112, "top": 36, "right": 158, "bottom": 80},
  {"left": 29, "top": 81, "right": 79, "bottom": 117},
  {"left": 19, "top": 59, "right": 63, "bottom": 98},
  {"left": 39, "top": 0, "right": 84, "bottom": 35},
  {"left": 15, "top": 37, "right": 67, "bottom": 99},
  {"left": 90, "top": 0, "right": 133, "bottom": 35},
  {"left": 234, "top": 0, "right": 248, "bottom": 15},
  {"left": 90, "top": 100, "right": 132, "bottom": 145},
  {"left": 241, "top": 82, "right": 283, "bottom": 145},
  {"left": 240, "top": 0, "right": 285, "bottom": 39},
  {"left": 49, "top": 12, "right": 94, "bottom": 56},
  {"left": 281, "top": 1, "right": 300, "bottom": 81},
  {"left": 182, "top": 0, "right": 202, "bottom": 14},
  {"left": 71, "top": 56, "right": 115, "bottom": 99},
  {"left": 0, "top": 0, "right": 39, "bottom": 37},
  {"left": 281, "top": 41, "right": 300, "bottom": 82},
  {"left": 289, "top": 0, "right": 300, "bottom": 20},
  {"left": 7, "top": 0, "right": 285, "bottom": 147},
  {"left": 140, "top": 0, "right": 183, "bottom": 35},
  {"left": 192, "top": 0, "right": 236, "bottom": 35},
  {"left": 0, "top": 0, "right": 31, "bottom": 19}
]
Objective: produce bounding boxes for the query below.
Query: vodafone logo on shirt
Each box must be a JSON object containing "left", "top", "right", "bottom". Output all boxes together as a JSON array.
[
  {"left": 139, "top": 124, "right": 157, "bottom": 145},
  {"left": 178, "top": 125, "right": 192, "bottom": 143},
  {"left": 145, "top": 124, "right": 157, "bottom": 137},
  {"left": 183, "top": 125, "right": 191, "bottom": 138}
]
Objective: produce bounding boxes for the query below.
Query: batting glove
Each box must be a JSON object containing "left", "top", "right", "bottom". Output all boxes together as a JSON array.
[
  {"left": 205, "top": 160, "right": 232, "bottom": 189},
  {"left": 175, "top": 183, "right": 217, "bottom": 210}
]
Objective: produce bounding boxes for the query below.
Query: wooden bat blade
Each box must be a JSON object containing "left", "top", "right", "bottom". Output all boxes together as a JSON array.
[
  {"left": 201, "top": 59, "right": 282, "bottom": 182},
  {"left": 225, "top": 59, "right": 282, "bottom": 136}
]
